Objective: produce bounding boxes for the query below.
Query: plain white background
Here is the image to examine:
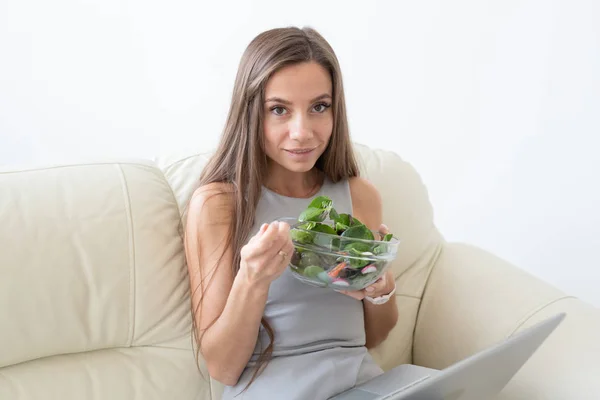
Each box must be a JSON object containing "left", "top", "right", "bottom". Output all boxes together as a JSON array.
[{"left": 1, "top": 0, "right": 598, "bottom": 306}]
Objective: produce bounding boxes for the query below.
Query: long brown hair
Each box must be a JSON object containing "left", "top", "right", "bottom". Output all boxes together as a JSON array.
[{"left": 192, "top": 26, "right": 360, "bottom": 388}]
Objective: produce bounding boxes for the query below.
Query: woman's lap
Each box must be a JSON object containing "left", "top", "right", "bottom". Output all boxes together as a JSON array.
[{"left": 221, "top": 347, "right": 383, "bottom": 400}]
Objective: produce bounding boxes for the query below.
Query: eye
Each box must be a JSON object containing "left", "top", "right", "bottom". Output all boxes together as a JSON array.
[
  {"left": 313, "top": 102, "right": 331, "bottom": 113},
  {"left": 271, "top": 106, "right": 288, "bottom": 116}
]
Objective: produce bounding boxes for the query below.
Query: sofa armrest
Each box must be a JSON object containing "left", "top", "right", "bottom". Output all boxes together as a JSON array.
[{"left": 413, "top": 242, "right": 600, "bottom": 399}]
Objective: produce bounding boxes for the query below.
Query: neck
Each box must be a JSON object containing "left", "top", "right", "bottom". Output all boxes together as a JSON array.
[{"left": 264, "top": 164, "right": 324, "bottom": 198}]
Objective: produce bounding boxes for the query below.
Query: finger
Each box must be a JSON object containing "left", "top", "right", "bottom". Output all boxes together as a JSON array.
[
  {"left": 252, "top": 222, "right": 280, "bottom": 253},
  {"left": 281, "top": 239, "right": 294, "bottom": 259},
  {"left": 365, "top": 276, "right": 386, "bottom": 294},
  {"left": 258, "top": 223, "right": 269, "bottom": 235},
  {"left": 271, "top": 237, "right": 295, "bottom": 273},
  {"left": 249, "top": 223, "right": 269, "bottom": 243},
  {"left": 277, "top": 245, "right": 294, "bottom": 269},
  {"left": 272, "top": 220, "right": 290, "bottom": 250},
  {"left": 263, "top": 221, "right": 278, "bottom": 236},
  {"left": 274, "top": 239, "right": 294, "bottom": 265},
  {"left": 277, "top": 220, "right": 290, "bottom": 240},
  {"left": 259, "top": 221, "right": 289, "bottom": 258},
  {"left": 278, "top": 220, "right": 290, "bottom": 231},
  {"left": 379, "top": 223, "right": 389, "bottom": 235}
]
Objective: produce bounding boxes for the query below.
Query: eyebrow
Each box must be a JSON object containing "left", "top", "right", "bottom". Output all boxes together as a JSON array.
[{"left": 265, "top": 94, "right": 332, "bottom": 105}]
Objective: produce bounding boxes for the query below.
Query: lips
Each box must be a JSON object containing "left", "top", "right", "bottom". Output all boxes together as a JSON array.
[{"left": 285, "top": 147, "right": 316, "bottom": 154}]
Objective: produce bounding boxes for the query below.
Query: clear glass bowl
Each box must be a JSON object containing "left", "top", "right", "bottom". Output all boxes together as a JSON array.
[{"left": 277, "top": 217, "right": 400, "bottom": 291}]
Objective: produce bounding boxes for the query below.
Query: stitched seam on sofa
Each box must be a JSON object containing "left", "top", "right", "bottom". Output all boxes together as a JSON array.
[
  {"left": 117, "top": 164, "right": 137, "bottom": 347},
  {"left": 0, "top": 161, "right": 159, "bottom": 175},
  {"left": 400, "top": 229, "right": 444, "bottom": 293},
  {"left": 409, "top": 236, "right": 445, "bottom": 363},
  {"left": 0, "top": 346, "right": 192, "bottom": 372},
  {"left": 209, "top": 378, "right": 216, "bottom": 400},
  {"left": 394, "top": 224, "right": 441, "bottom": 283},
  {"left": 154, "top": 166, "right": 185, "bottom": 240},
  {"left": 507, "top": 295, "right": 577, "bottom": 338},
  {"left": 395, "top": 293, "right": 421, "bottom": 300},
  {"left": 395, "top": 338, "right": 414, "bottom": 366}
]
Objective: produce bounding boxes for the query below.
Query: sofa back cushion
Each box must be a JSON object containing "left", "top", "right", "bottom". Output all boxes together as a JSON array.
[{"left": 0, "top": 161, "right": 208, "bottom": 399}]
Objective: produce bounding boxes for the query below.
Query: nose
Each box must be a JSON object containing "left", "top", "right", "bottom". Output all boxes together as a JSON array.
[{"left": 288, "top": 113, "right": 313, "bottom": 141}]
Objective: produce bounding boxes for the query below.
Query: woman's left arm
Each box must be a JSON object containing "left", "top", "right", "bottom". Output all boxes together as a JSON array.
[
  {"left": 344, "top": 177, "right": 399, "bottom": 349},
  {"left": 361, "top": 269, "right": 398, "bottom": 348}
]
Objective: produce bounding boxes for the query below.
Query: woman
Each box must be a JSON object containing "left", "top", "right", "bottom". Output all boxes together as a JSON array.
[{"left": 184, "top": 26, "right": 399, "bottom": 399}]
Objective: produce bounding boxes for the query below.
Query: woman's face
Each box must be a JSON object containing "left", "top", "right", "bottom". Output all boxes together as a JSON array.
[{"left": 262, "top": 61, "right": 333, "bottom": 174}]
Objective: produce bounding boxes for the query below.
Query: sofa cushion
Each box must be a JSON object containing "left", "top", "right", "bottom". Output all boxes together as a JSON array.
[{"left": 0, "top": 161, "right": 207, "bottom": 399}]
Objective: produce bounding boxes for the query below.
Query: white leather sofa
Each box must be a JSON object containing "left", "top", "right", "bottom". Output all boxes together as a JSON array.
[{"left": 1, "top": 143, "right": 599, "bottom": 400}]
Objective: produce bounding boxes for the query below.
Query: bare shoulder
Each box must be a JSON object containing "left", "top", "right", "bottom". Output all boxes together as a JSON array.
[
  {"left": 348, "top": 176, "right": 382, "bottom": 207},
  {"left": 187, "top": 182, "right": 235, "bottom": 228},
  {"left": 348, "top": 176, "right": 383, "bottom": 230},
  {"left": 190, "top": 182, "right": 235, "bottom": 207}
]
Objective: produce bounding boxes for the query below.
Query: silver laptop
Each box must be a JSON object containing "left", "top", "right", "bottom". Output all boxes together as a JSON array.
[{"left": 330, "top": 313, "right": 566, "bottom": 400}]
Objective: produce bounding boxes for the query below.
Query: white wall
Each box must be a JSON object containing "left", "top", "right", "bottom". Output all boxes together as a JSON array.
[{"left": 1, "top": 0, "right": 598, "bottom": 306}]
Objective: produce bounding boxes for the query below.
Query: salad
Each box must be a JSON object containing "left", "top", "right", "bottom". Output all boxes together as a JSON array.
[{"left": 283, "top": 195, "right": 398, "bottom": 290}]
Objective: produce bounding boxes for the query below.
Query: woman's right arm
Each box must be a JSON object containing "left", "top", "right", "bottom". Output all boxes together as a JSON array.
[{"left": 184, "top": 184, "right": 292, "bottom": 386}]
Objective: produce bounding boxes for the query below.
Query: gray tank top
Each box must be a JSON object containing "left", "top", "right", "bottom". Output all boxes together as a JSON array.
[
  {"left": 251, "top": 177, "right": 364, "bottom": 359},
  {"left": 222, "top": 177, "right": 383, "bottom": 400}
]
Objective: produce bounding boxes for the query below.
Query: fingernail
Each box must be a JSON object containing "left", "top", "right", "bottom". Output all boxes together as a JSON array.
[{"left": 366, "top": 286, "right": 374, "bottom": 292}]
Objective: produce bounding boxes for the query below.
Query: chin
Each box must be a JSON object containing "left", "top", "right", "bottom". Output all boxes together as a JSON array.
[{"left": 282, "top": 161, "right": 316, "bottom": 173}]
